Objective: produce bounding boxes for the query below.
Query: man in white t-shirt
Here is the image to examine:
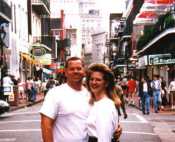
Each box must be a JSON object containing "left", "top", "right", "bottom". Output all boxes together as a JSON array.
[
  {"left": 40, "top": 57, "right": 122, "bottom": 142},
  {"left": 151, "top": 75, "right": 161, "bottom": 113}
]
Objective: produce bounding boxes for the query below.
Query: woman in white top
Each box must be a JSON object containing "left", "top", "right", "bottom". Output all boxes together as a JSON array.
[{"left": 86, "top": 63, "right": 119, "bottom": 142}]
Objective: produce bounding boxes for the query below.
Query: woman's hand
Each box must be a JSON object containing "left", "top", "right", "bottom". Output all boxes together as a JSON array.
[{"left": 113, "top": 124, "right": 122, "bottom": 142}]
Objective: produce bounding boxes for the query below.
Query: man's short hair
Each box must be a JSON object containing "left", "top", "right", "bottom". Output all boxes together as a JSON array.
[{"left": 65, "top": 56, "right": 84, "bottom": 68}]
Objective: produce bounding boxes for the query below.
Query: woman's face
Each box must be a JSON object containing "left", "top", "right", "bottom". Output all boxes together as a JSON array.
[{"left": 89, "top": 71, "right": 107, "bottom": 95}]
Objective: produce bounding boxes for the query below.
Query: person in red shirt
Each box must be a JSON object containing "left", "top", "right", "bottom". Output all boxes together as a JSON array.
[{"left": 127, "top": 76, "right": 137, "bottom": 104}]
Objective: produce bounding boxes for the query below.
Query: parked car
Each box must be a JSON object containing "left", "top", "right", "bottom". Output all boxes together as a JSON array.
[{"left": 0, "top": 100, "right": 10, "bottom": 114}]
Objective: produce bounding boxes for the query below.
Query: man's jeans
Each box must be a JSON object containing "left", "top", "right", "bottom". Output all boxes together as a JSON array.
[
  {"left": 153, "top": 90, "right": 160, "bottom": 112},
  {"left": 144, "top": 92, "right": 150, "bottom": 113}
]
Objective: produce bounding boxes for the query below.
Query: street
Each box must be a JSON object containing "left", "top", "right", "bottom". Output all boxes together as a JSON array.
[
  {"left": 0, "top": 104, "right": 42, "bottom": 142},
  {"left": 1, "top": 103, "right": 174, "bottom": 142}
]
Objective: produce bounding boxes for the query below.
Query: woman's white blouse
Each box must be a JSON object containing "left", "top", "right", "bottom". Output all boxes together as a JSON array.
[{"left": 86, "top": 97, "right": 118, "bottom": 142}]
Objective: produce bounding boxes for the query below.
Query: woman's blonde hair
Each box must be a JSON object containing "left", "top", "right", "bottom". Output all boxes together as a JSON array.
[{"left": 86, "top": 63, "right": 117, "bottom": 104}]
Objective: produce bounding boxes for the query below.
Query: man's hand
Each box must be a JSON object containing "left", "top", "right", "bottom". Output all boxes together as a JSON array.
[{"left": 113, "top": 124, "right": 122, "bottom": 142}]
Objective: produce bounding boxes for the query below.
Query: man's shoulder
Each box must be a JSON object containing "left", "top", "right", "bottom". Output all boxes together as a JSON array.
[
  {"left": 45, "top": 84, "right": 69, "bottom": 100},
  {"left": 53, "top": 83, "right": 68, "bottom": 90}
]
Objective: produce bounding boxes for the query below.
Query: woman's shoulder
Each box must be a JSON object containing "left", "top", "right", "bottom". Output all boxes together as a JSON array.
[{"left": 96, "top": 97, "right": 115, "bottom": 109}]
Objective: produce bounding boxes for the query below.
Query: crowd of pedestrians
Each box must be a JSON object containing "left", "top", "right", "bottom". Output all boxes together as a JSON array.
[
  {"left": 114, "top": 74, "right": 175, "bottom": 115},
  {"left": 138, "top": 74, "right": 175, "bottom": 114}
]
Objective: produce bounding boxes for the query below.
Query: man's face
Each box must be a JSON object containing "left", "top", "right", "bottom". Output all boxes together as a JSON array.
[{"left": 65, "top": 60, "right": 85, "bottom": 83}]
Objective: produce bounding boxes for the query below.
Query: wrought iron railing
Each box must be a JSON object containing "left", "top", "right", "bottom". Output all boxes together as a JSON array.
[{"left": 31, "top": 0, "right": 50, "bottom": 12}]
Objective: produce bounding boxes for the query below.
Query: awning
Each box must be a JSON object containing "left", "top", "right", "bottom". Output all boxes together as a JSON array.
[
  {"left": 32, "top": 42, "right": 51, "bottom": 51},
  {"left": 137, "top": 11, "right": 157, "bottom": 18},
  {"left": 144, "top": 0, "right": 174, "bottom": 4},
  {"left": 133, "top": 11, "right": 158, "bottom": 25},
  {"left": 141, "top": 1, "right": 172, "bottom": 15},
  {"left": 20, "top": 52, "right": 40, "bottom": 64},
  {"left": 31, "top": 42, "right": 52, "bottom": 65},
  {"left": 31, "top": 42, "right": 51, "bottom": 54},
  {"left": 42, "top": 68, "right": 52, "bottom": 74}
]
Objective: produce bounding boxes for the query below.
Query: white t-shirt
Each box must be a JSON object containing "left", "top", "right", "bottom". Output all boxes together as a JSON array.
[
  {"left": 3, "top": 76, "right": 13, "bottom": 86},
  {"left": 143, "top": 82, "right": 148, "bottom": 92},
  {"left": 169, "top": 80, "right": 175, "bottom": 91},
  {"left": 151, "top": 80, "right": 161, "bottom": 90},
  {"left": 86, "top": 97, "right": 118, "bottom": 142},
  {"left": 40, "top": 83, "right": 90, "bottom": 142}
]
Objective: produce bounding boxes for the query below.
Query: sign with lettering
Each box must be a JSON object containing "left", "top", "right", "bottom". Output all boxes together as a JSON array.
[
  {"left": 32, "top": 47, "right": 46, "bottom": 56},
  {"left": 138, "top": 55, "right": 148, "bottom": 68},
  {"left": 31, "top": 43, "right": 51, "bottom": 57},
  {"left": 148, "top": 54, "right": 175, "bottom": 65}
]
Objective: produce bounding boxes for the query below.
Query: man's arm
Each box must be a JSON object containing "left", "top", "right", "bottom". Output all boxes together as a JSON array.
[{"left": 41, "top": 114, "right": 54, "bottom": 142}]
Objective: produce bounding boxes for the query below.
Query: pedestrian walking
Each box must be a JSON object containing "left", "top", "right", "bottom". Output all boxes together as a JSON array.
[
  {"left": 114, "top": 81, "right": 128, "bottom": 119},
  {"left": 45, "top": 77, "right": 56, "bottom": 95},
  {"left": 127, "top": 76, "right": 137, "bottom": 105},
  {"left": 151, "top": 75, "right": 161, "bottom": 113},
  {"left": 168, "top": 77, "right": 175, "bottom": 109},
  {"left": 18, "top": 79, "right": 25, "bottom": 99},
  {"left": 120, "top": 77, "right": 129, "bottom": 104},
  {"left": 26, "top": 77, "right": 34, "bottom": 102},
  {"left": 140, "top": 77, "right": 151, "bottom": 115},
  {"left": 160, "top": 77, "right": 168, "bottom": 108}
]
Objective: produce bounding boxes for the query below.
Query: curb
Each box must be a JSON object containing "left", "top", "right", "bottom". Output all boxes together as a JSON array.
[
  {"left": 130, "top": 103, "right": 175, "bottom": 113},
  {"left": 10, "top": 99, "right": 44, "bottom": 112}
]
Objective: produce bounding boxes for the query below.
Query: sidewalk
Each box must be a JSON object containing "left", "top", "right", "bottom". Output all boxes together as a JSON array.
[
  {"left": 10, "top": 93, "right": 44, "bottom": 111},
  {"left": 130, "top": 96, "right": 175, "bottom": 142},
  {"left": 130, "top": 95, "right": 175, "bottom": 113}
]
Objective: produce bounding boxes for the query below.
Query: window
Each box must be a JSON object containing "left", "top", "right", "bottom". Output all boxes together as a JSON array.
[{"left": 14, "top": 4, "right": 17, "bottom": 33}]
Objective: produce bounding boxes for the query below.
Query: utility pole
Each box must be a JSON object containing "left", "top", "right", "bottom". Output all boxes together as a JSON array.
[{"left": 60, "top": 10, "right": 65, "bottom": 63}]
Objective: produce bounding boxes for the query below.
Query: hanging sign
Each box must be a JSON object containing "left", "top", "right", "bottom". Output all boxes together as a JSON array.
[{"left": 149, "top": 54, "right": 175, "bottom": 65}]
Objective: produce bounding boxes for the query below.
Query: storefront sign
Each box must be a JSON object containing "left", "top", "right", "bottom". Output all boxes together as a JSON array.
[
  {"left": 137, "top": 55, "right": 148, "bottom": 68},
  {"left": 149, "top": 54, "right": 175, "bottom": 65}
]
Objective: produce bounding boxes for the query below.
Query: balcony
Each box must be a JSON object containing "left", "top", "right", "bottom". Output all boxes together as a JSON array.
[
  {"left": 31, "top": 0, "right": 50, "bottom": 15},
  {"left": 0, "top": 0, "right": 11, "bottom": 23},
  {"left": 33, "top": 36, "right": 53, "bottom": 51}
]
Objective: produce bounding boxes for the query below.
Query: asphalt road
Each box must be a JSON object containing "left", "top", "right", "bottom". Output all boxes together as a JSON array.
[
  {"left": 0, "top": 103, "right": 174, "bottom": 142},
  {"left": 0, "top": 104, "right": 42, "bottom": 142}
]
